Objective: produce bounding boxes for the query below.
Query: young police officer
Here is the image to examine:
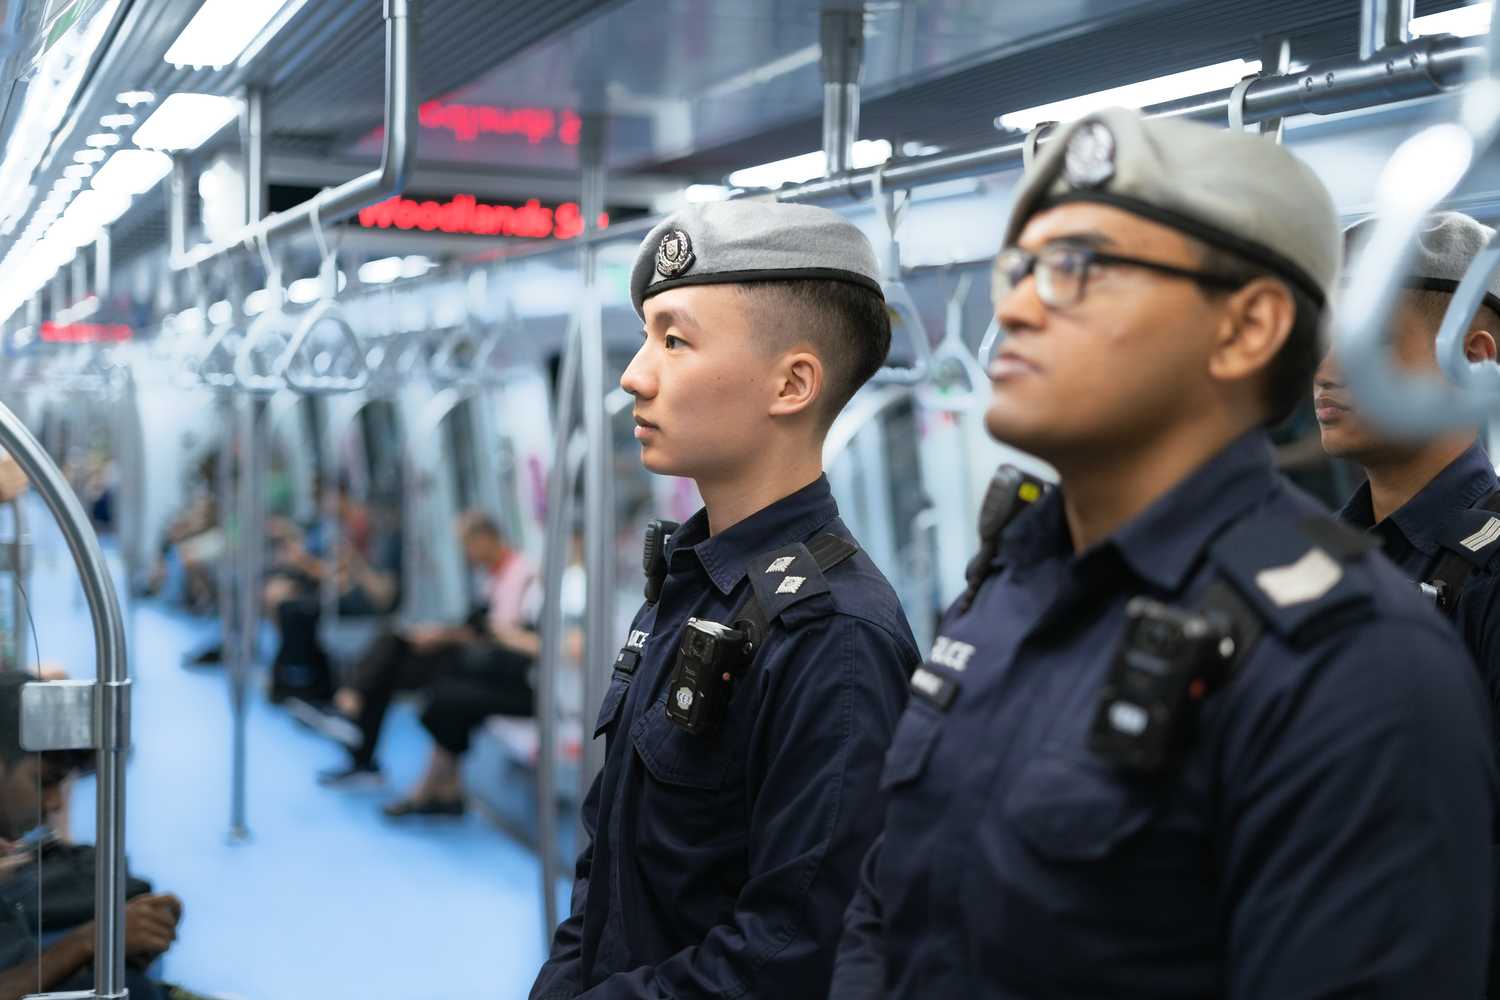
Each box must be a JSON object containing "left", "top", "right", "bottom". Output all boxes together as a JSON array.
[
  {"left": 1316, "top": 212, "right": 1500, "bottom": 690},
  {"left": 530, "top": 202, "right": 919, "bottom": 1000},
  {"left": 831, "top": 108, "right": 1496, "bottom": 998}
]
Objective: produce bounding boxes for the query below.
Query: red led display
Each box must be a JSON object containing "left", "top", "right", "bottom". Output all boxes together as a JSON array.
[
  {"left": 40, "top": 321, "right": 132, "bottom": 343},
  {"left": 418, "top": 101, "right": 582, "bottom": 145},
  {"left": 356, "top": 194, "right": 609, "bottom": 240}
]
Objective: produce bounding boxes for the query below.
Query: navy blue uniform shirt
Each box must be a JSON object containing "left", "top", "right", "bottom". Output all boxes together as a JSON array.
[
  {"left": 832, "top": 432, "right": 1496, "bottom": 999},
  {"left": 1338, "top": 441, "right": 1500, "bottom": 710},
  {"left": 532, "top": 475, "right": 917, "bottom": 1000}
]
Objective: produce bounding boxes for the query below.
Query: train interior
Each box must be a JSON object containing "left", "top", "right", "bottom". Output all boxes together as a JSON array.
[{"left": 0, "top": 0, "right": 1496, "bottom": 996}]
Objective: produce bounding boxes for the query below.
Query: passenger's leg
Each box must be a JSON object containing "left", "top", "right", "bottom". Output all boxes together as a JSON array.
[{"left": 344, "top": 634, "right": 456, "bottom": 767}]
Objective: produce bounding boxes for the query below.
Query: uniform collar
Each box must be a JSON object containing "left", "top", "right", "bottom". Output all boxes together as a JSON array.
[
  {"left": 1003, "top": 430, "right": 1278, "bottom": 592},
  {"left": 668, "top": 475, "right": 840, "bottom": 595},
  {"left": 1338, "top": 442, "right": 1498, "bottom": 556}
]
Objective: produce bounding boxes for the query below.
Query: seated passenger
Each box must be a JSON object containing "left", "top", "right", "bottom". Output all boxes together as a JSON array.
[
  {"left": 316, "top": 512, "right": 538, "bottom": 813},
  {"left": 0, "top": 674, "right": 223, "bottom": 1000},
  {"left": 262, "top": 486, "right": 402, "bottom": 704}
]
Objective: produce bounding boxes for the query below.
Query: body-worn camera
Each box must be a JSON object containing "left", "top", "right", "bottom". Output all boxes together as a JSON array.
[
  {"left": 665, "top": 617, "right": 753, "bottom": 736},
  {"left": 1089, "top": 597, "right": 1234, "bottom": 774}
]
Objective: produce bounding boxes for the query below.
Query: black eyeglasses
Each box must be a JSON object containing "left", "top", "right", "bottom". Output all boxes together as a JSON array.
[{"left": 993, "top": 245, "right": 1246, "bottom": 309}]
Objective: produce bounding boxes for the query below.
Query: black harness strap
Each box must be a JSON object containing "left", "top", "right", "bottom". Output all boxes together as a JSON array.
[{"left": 1426, "top": 489, "right": 1500, "bottom": 616}]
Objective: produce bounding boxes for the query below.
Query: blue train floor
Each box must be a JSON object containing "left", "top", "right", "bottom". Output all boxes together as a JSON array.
[{"left": 23, "top": 536, "right": 551, "bottom": 999}]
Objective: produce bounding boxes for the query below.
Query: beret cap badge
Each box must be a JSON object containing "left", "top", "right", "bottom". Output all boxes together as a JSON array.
[
  {"left": 655, "top": 229, "right": 695, "bottom": 277},
  {"left": 1063, "top": 121, "right": 1117, "bottom": 189}
]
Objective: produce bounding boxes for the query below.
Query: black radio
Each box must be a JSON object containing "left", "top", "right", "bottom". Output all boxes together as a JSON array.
[
  {"left": 1089, "top": 597, "right": 1235, "bottom": 774},
  {"left": 665, "top": 617, "right": 754, "bottom": 736}
]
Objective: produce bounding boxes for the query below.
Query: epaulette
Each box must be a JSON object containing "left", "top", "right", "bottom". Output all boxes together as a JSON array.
[
  {"left": 745, "top": 534, "right": 858, "bottom": 627},
  {"left": 1206, "top": 511, "right": 1377, "bottom": 646},
  {"left": 1435, "top": 504, "right": 1500, "bottom": 570}
]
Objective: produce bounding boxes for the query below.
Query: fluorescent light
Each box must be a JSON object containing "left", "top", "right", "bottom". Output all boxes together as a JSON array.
[
  {"left": 728, "top": 139, "right": 893, "bottom": 189},
  {"left": 244, "top": 289, "right": 271, "bottom": 316},
  {"left": 400, "top": 255, "right": 435, "bottom": 279},
  {"left": 1411, "top": 2, "right": 1493, "bottom": 37},
  {"left": 358, "top": 256, "right": 403, "bottom": 285},
  {"left": 53, "top": 177, "right": 82, "bottom": 193},
  {"left": 208, "top": 300, "right": 232, "bottom": 325},
  {"left": 685, "top": 184, "right": 732, "bottom": 203},
  {"left": 116, "top": 90, "right": 155, "bottom": 107},
  {"left": 54, "top": 189, "right": 131, "bottom": 246},
  {"left": 73, "top": 148, "right": 106, "bottom": 164},
  {"left": 92, "top": 149, "right": 172, "bottom": 195},
  {"left": 99, "top": 113, "right": 136, "bottom": 129},
  {"left": 165, "top": 0, "right": 292, "bottom": 69},
  {"left": 996, "top": 59, "right": 1261, "bottom": 131},
  {"left": 133, "top": 93, "right": 240, "bottom": 152},
  {"left": 63, "top": 164, "right": 94, "bottom": 179},
  {"left": 85, "top": 132, "right": 121, "bottom": 148},
  {"left": 287, "top": 277, "right": 321, "bottom": 304}
]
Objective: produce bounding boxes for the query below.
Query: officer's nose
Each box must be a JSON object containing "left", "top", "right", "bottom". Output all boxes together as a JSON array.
[
  {"left": 620, "top": 339, "right": 656, "bottom": 399},
  {"left": 1313, "top": 347, "right": 1344, "bottom": 391},
  {"left": 993, "top": 272, "right": 1046, "bottom": 338}
]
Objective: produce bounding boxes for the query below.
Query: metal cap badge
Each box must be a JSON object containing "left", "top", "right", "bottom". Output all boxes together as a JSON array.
[
  {"left": 1063, "top": 121, "right": 1116, "bottom": 189},
  {"left": 655, "top": 229, "right": 695, "bottom": 277}
]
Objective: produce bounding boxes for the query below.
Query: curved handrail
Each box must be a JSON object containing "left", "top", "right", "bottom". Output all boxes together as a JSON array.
[
  {"left": 0, "top": 399, "right": 130, "bottom": 998},
  {"left": 1335, "top": 3, "right": 1500, "bottom": 433},
  {"left": 916, "top": 273, "right": 989, "bottom": 412}
]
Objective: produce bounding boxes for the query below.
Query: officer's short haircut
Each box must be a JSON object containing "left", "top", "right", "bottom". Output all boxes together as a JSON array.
[
  {"left": 1197, "top": 244, "right": 1322, "bottom": 428},
  {"left": 1407, "top": 289, "right": 1500, "bottom": 344},
  {"left": 737, "top": 279, "right": 893, "bottom": 427}
]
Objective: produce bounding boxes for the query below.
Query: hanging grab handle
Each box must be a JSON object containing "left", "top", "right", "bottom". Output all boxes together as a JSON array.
[
  {"left": 279, "top": 300, "right": 371, "bottom": 395},
  {"left": 871, "top": 162, "right": 932, "bottom": 385},
  {"left": 916, "top": 273, "right": 989, "bottom": 412}
]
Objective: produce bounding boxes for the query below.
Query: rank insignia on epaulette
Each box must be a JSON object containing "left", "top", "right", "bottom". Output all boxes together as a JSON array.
[
  {"left": 1254, "top": 547, "right": 1343, "bottom": 608},
  {"left": 1460, "top": 516, "right": 1500, "bottom": 552}
]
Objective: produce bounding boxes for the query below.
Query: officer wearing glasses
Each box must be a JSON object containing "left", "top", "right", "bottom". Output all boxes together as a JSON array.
[{"left": 830, "top": 108, "right": 1495, "bottom": 998}]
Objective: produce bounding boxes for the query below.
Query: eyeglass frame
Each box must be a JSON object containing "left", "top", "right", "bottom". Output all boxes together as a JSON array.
[{"left": 993, "top": 244, "right": 1249, "bottom": 309}]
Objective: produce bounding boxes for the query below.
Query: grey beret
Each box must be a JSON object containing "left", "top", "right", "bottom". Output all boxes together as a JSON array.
[
  {"left": 630, "top": 201, "right": 883, "bottom": 318},
  {"left": 1004, "top": 107, "right": 1341, "bottom": 307},
  {"left": 1344, "top": 211, "right": 1500, "bottom": 315}
]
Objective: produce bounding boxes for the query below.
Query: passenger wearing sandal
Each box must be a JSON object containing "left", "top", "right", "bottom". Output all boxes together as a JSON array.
[
  {"left": 319, "top": 511, "right": 537, "bottom": 801},
  {"left": 529, "top": 202, "right": 918, "bottom": 1000},
  {"left": 831, "top": 109, "right": 1494, "bottom": 998}
]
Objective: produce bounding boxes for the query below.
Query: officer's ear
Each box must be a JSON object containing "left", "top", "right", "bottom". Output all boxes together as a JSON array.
[
  {"left": 1464, "top": 325, "right": 1498, "bottom": 364},
  {"left": 768, "top": 349, "right": 824, "bottom": 419},
  {"left": 1206, "top": 277, "right": 1296, "bottom": 391}
]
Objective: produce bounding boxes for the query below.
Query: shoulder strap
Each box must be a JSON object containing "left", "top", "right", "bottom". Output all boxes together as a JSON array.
[
  {"left": 1425, "top": 487, "right": 1500, "bottom": 616},
  {"left": 736, "top": 532, "right": 860, "bottom": 651}
]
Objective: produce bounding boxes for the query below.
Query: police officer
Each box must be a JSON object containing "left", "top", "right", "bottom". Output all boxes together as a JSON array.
[
  {"left": 1316, "top": 212, "right": 1500, "bottom": 686},
  {"left": 530, "top": 203, "right": 919, "bottom": 999},
  {"left": 831, "top": 108, "right": 1496, "bottom": 998}
]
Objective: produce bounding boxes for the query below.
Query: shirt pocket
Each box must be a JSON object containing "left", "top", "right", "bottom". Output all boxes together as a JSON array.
[
  {"left": 880, "top": 703, "right": 942, "bottom": 790},
  {"left": 593, "top": 674, "right": 631, "bottom": 740},
  {"left": 631, "top": 698, "right": 732, "bottom": 790},
  {"left": 1005, "top": 750, "right": 1156, "bottom": 863}
]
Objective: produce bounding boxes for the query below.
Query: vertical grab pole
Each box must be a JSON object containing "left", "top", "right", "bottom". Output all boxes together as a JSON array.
[
  {"left": 9, "top": 499, "right": 26, "bottom": 672},
  {"left": 577, "top": 118, "right": 615, "bottom": 820},
  {"left": 0, "top": 401, "right": 130, "bottom": 999},
  {"left": 228, "top": 85, "right": 270, "bottom": 842},
  {"left": 536, "top": 318, "right": 582, "bottom": 942}
]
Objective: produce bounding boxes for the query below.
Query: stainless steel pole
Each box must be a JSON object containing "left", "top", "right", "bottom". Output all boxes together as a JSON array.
[
  {"left": 577, "top": 120, "right": 614, "bottom": 819},
  {"left": 1361, "top": 0, "right": 1414, "bottom": 59},
  {"left": 0, "top": 401, "right": 129, "bottom": 999},
  {"left": 536, "top": 318, "right": 582, "bottom": 942},
  {"left": 7, "top": 500, "right": 25, "bottom": 671},
  {"left": 820, "top": 9, "right": 864, "bottom": 177}
]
